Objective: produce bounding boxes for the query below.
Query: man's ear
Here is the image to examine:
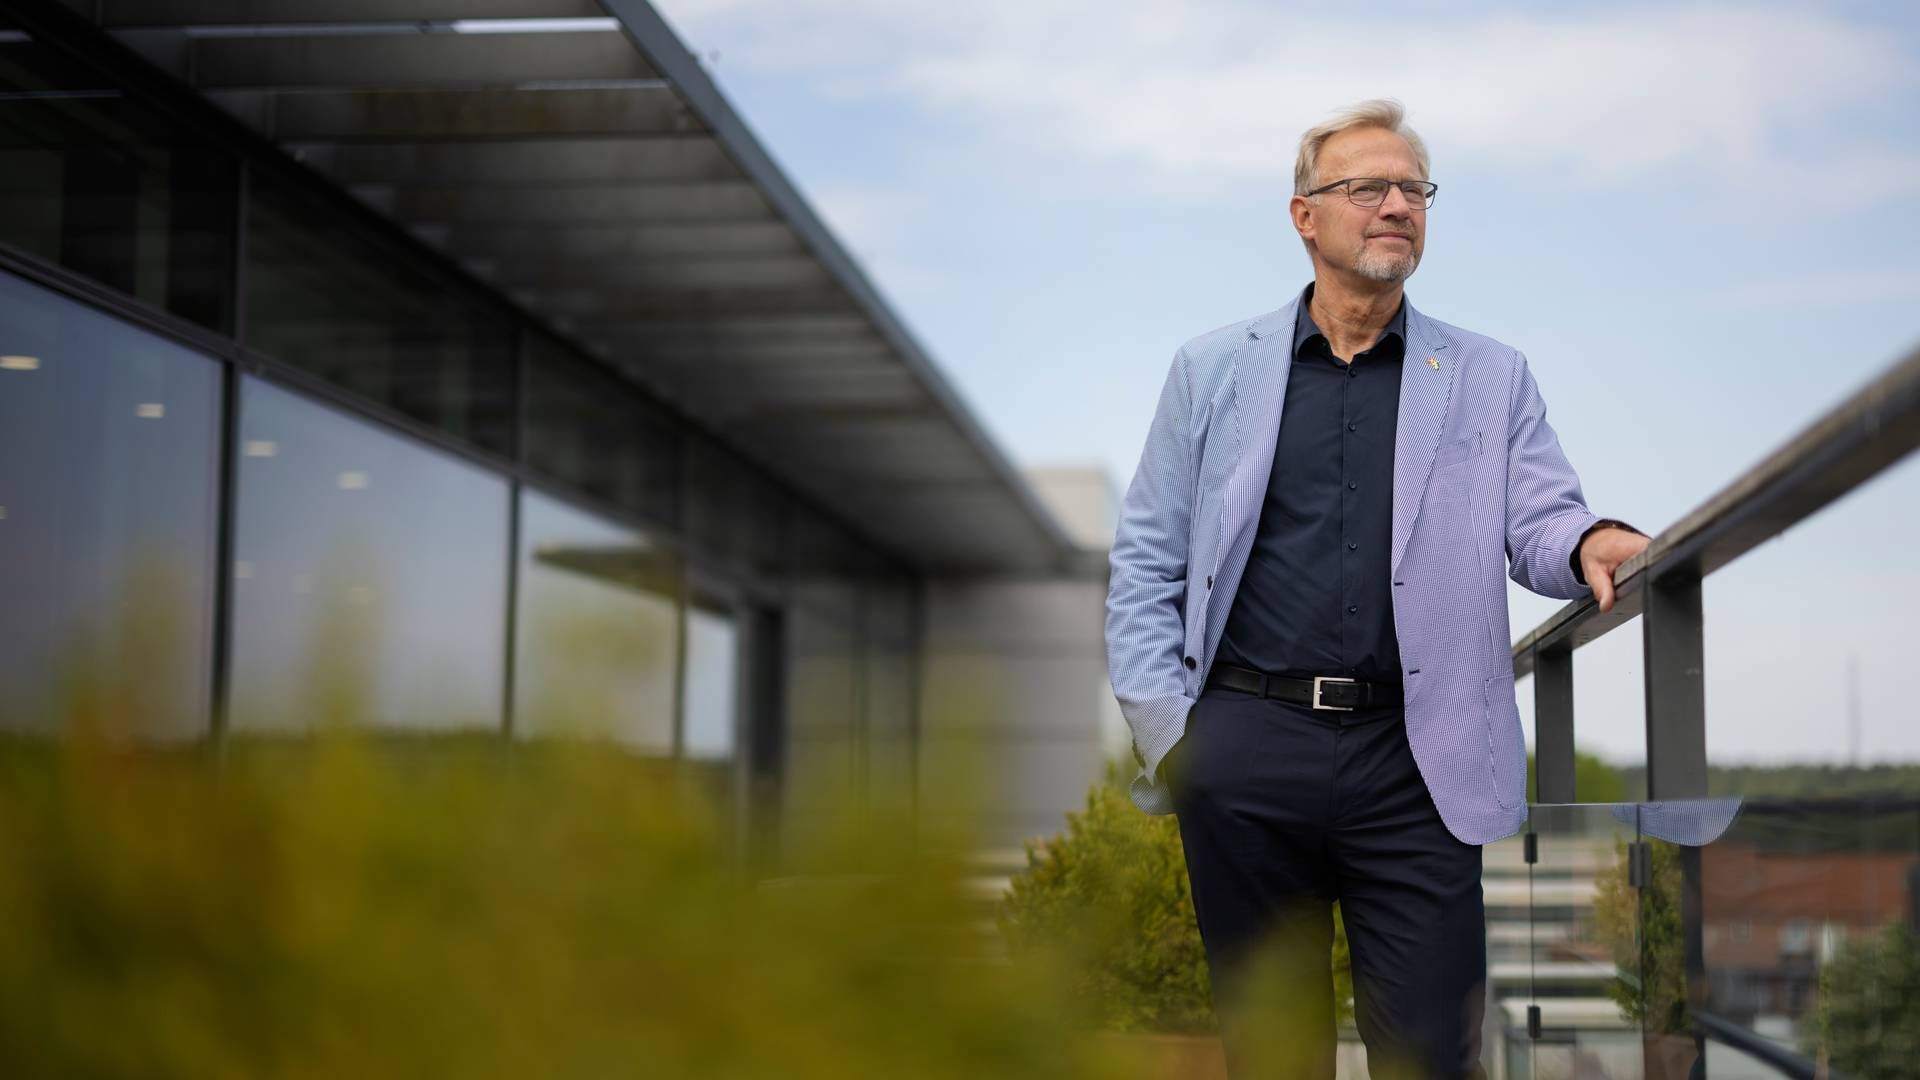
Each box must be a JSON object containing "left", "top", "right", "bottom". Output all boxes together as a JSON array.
[{"left": 1289, "top": 194, "right": 1315, "bottom": 242}]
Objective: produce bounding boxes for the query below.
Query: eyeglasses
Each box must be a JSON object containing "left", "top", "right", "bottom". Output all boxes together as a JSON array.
[{"left": 1303, "top": 177, "right": 1438, "bottom": 209}]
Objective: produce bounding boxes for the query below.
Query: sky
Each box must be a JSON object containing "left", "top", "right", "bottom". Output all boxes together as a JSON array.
[{"left": 650, "top": 0, "right": 1920, "bottom": 768}]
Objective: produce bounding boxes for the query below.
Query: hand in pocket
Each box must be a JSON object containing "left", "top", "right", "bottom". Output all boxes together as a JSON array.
[{"left": 1160, "top": 726, "right": 1194, "bottom": 791}]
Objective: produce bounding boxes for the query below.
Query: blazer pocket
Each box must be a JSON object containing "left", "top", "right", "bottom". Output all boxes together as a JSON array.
[{"left": 1434, "top": 431, "right": 1483, "bottom": 468}]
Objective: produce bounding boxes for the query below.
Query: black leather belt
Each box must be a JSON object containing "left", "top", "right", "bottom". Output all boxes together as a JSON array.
[{"left": 1205, "top": 662, "right": 1403, "bottom": 711}]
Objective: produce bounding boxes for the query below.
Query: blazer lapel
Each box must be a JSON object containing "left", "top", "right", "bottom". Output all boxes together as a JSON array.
[
  {"left": 1391, "top": 303, "right": 1457, "bottom": 574},
  {"left": 1211, "top": 299, "right": 1298, "bottom": 614}
]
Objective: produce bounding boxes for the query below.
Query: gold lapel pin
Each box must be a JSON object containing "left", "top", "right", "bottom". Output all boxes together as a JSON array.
[{"left": 1426, "top": 356, "right": 1440, "bottom": 370}]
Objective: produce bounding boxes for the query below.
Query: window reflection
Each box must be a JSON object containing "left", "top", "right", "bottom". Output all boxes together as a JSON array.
[
  {"left": 0, "top": 23, "right": 236, "bottom": 330},
  {"left": 523, "top": 335, "right": 680, "bottom": 527},
  {"left": 228, "top": 377, "right": 508, "bottom": 733},
  {"left": 0, "top": 269, "right": 219, "bottom": 736},
  {"left": 244, "top": 174, "right": 514, "bottom": 455},
  {"left": 514, "top": 489, "right": 680, "bottom": 752}
]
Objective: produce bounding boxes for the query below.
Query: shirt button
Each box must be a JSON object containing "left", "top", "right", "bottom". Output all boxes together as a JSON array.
[
  {"left": 1346, "top": 605, "right": 1358, "bottom": 614},
  {"left": 1348, "top": 542, "right": 1358, "bottom": 551},
  {"left": 1347, "top": 423, "right": 1357, "bottom": 432},
  {"left": 1183, "top": 656, "right": 1197, "bottom": 670},
  {"left": 1348, "top": 481, "right": 1358, "bottom": 490}
]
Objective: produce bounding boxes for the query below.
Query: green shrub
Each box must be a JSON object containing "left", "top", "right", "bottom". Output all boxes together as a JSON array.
[
  {"left": 1526, "top": 748, "right": 1631, "bottom": 804},
  {"left": 1806, "top": 921, "right": 1920, "bottom": 1078},
  {"left": 0, "top": 729, "right": 1147, "bottom": 1079},
  {"left": 996, "top": 759, "right": 1353, "bottom": 1034},
  {"left": 1591, "top": 836, "right": 1686, "bottom": 1032}
]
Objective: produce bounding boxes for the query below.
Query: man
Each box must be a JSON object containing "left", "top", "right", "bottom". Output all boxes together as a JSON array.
[{"left": 1104, "top": 99, "right": 1649, "bottom": 1079}]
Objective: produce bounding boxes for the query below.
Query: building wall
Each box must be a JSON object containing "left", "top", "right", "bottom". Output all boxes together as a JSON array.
[
  {"left": 915, "top": 578, "right": 1116, "bottom": 851},
  {"left": 914, "top": 465, "right": 1122, "bottom": 851},
  {"left": 0, "top": 10, "right": 931, "bottom": 872}
]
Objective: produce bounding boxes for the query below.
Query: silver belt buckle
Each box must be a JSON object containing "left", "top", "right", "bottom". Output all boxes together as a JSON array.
[{"left": 1312, "top": 675, "right": 1357, "bottom": 711}]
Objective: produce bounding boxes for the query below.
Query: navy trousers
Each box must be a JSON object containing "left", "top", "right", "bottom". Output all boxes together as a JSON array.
[{"left": 1166, "top": 685, "right": 1488, "bottom": 1080}]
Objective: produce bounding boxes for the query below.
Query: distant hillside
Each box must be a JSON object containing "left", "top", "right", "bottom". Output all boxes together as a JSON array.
[
  {"left": 1619, "top": 762, "right": 1920, "bottom": 801},
  {"left": 1527, "top": 753, "right": 1920, "bottom": 804}
]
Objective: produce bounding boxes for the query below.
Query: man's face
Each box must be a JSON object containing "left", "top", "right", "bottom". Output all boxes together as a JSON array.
[{"left": 1292, "top": 126, "right": 1426, "bottom": 284}]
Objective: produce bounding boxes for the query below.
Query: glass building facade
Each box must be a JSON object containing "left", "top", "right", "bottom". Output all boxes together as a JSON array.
[{"left": 0, "top": 7, "right": 920, "bottom": 854}]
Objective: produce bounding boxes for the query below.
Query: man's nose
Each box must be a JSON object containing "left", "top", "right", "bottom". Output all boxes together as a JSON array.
[{"left": 1377, "top": 187, "right": 1414, "bottom": 218}]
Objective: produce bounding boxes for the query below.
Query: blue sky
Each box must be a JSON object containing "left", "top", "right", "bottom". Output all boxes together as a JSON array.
[{"left": 652, "top": 0, "right": 1920, "bottom": 768}]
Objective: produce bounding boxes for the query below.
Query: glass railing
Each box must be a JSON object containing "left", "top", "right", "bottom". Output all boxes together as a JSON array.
[{"left": 1499, "top": 796, "right": 1920, "bottom": 1078}]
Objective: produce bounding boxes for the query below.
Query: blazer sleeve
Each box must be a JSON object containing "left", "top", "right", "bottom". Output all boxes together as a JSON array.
[
  {"left": 1105, "top": 345, "right": 1200, "bottom": 801},
  {"left": 1503, "top": 349, "right": 1604, "bottom": 600}
]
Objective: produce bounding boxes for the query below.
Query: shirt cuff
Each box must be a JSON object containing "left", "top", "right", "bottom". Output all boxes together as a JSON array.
[{"left": 1570, "top": 518, "right": 1647, "bottom": 586}]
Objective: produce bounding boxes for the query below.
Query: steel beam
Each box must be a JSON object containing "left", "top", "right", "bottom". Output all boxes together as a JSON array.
[
  {"left": 293, "top": 136, "right": 738, "bottom": 186},
  {"left": 484, "top": 253, "right": 833, "bottom": 293},
  {"left": 364, "top": 180, "right": 773, "bottom": 224},
  {"left": 524, "top": 285, "right": 860, "bottom": 321},
  {"left": 435, "top": 221, "right": 802, "bottom": 262},
  {"left": 99, "top": 0, "right": 605, "bottom": 25},
  {"left": 187, "top": 30, "right": 654, "bottom": 91}
]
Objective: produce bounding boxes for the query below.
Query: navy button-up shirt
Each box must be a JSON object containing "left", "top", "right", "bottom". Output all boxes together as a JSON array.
[{"left": 1215, "top": 283, "right": 1405, "bottom": 682}]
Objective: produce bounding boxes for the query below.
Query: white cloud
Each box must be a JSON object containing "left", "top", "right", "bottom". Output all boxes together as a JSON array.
[
  {"left": 659, "top": 1, "right": 1917, "bottom": 202},
  {"left": 1707, "top": 267, "right": 1920, "bottom": 310}
]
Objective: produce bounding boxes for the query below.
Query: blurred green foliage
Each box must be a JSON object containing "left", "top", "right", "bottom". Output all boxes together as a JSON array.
[
  {"left": 1807, "top": 920, "right": 1920, "bottom": 1079},
  {"left": 996, "top": 759, "right": 1353, "bottom": 1035},
  {"left": 1526, "top": 747, "right": 1630, "bottom": 804},
  {"left": 0, "top": 726, "right": 1146, "bottom": 1079},
  {"left": 1625, "top": 763, "right": 1920, "bottom": 802},
  {"left": 1591, "top": 836, "right": 1685, "bottom": 1033}
]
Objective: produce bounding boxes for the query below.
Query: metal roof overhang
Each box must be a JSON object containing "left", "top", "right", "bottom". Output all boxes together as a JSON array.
[{"left": 74, "top": 0, "right": 1082, "bottom": 576}]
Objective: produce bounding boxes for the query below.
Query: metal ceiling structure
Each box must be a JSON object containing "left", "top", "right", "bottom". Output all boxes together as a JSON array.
[{"left": 69, "top": 0, "right": 1082, "bottom": 575}]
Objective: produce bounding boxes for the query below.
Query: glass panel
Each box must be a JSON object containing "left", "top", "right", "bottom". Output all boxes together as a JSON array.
[
  {"left": 228, "top": 376, "right": 508, "bottom": 732},
  {"left": 0, "top": 20, "right": 236, "bottom": 330},
  {"left": 1699, "top": 800, "right": 1920, "bottom": 1077},
  {"left": 0, "top": 268, "right": 218, "bottom": 737},
  {"left": 862, "top": 639, "right": 915, "bottom": 820},
  {"left": 682, "top": 604, "right": 737, "bottom": 761},
  {"left": 523, "top": 334, "right": 679, "bottom": 526},
  {"left": 1518, "top": 803, "right": 1646, "bottom": 1080},
  {"left": 513, "top": 488, "right": 679, "bottom": 753},
  {"left": 863, "top": 581, "right": 915, "bottom": 819},
  {"left": 243, "top": 173, "right": 514, "bottom": 455},
  {"left": 781, "top": 600, "right": 860, "bottom": 852}
]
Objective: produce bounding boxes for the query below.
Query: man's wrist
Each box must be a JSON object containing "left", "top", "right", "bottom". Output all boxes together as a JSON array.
[{"left": 1570, "top": 518, "right": 1645, "bottom": 586}]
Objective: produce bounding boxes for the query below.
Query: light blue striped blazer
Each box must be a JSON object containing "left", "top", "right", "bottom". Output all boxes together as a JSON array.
[{"left": 1105, "top": 294, "right": 1605, "bottom": 845}]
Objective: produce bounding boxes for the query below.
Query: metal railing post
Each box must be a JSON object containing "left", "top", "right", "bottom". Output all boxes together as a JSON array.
[
  {"left": 1643, "top": 574, "right": 1708, "bottom": 800},
  {"left": 1533, "top": 645, "right": 1577, "bottom": 803},
  {"left": 1640, "top": 570, "right": 1710, "bottom": 1078}
]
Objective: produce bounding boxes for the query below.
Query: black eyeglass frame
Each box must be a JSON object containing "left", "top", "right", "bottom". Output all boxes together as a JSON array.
[{"left": 1302, "top": 176, "right": 1439, "bottom": 209}]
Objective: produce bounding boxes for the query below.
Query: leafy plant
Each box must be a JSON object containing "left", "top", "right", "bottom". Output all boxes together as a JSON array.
[
  {"left": 1591, "top": 836, "right": 1686, "bottom": 1032},
  {"left": 1805, "top": 920, "right": 1920, "bottom": 1078},
  {"left": 996, "top": 760, "right": 1353, "bottom": 1034}
]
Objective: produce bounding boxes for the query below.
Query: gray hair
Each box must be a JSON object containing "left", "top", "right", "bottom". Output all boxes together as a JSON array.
[{"left": 1293, "top": 99, "right": 1431, "bottom": 195}]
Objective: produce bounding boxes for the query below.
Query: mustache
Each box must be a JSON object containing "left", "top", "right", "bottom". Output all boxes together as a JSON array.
[{"left": 1366, "top": 230, "right": 1415, "bottom": 240}]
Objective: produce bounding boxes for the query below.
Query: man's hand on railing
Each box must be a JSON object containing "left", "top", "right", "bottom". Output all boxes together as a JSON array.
[{"left": 1576, "top": 523, "right": 1652, "bottom": 613}]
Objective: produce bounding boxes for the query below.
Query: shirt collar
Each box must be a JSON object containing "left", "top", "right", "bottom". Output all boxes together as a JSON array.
[{"left": 1293, "top": 281, "right": 1407, "bottom": 358}]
